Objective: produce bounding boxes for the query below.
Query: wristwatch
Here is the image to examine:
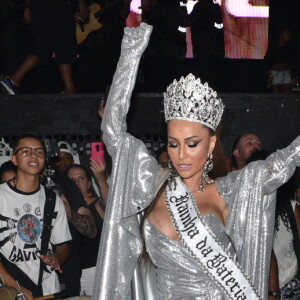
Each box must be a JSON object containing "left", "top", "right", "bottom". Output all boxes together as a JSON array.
[{"left": 268, "top": 290, "right": 281, "bottom": 299}]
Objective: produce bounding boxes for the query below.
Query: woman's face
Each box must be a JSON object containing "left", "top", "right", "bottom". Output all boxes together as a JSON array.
[
  {"left": 67, "top": 167, "right": 91, "bottom": 196},
  {"left": 167, "top": 120, "right": 216, "bottom": 183}
]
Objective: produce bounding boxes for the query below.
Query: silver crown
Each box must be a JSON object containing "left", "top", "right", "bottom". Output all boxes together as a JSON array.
[{"left": 164, "top": 74, "right": 224, "bottom": 131}]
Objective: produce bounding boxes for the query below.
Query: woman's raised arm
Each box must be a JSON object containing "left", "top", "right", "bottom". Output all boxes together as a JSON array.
[
  {"left": 101, "top": 23, "right": 153, "bottom": 158},
  {"left": 263, "top": 136, "right": 300, "bottom": 195}
]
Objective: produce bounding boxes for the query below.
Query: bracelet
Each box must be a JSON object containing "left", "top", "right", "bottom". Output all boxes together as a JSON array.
[{"left": 268, "top": 290, "right": 281, "bottom": 299}]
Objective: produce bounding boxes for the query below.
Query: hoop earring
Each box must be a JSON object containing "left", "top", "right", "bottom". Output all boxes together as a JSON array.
[
  {"left": 198, "top": 153, "right": 214, "bottom": 192},
  {"left": 168, "top": 160, "right": 178, "bottom": 190}
]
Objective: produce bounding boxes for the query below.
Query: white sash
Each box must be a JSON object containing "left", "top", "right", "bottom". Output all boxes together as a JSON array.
[{"left": 166, "top": 177, "right": 261, "bottom": 300}]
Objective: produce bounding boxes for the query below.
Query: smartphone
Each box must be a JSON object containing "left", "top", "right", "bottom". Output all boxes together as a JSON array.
[{"left": 91, "top": 142, "right": 105, "bottom": 164}]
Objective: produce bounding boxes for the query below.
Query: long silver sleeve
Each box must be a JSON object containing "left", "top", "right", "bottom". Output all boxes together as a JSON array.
[
  {"left": 262, "top": 135, "right": 300, "bottom": 194},
  {"left": 92, "top": 23, "right": 161, "bottom": 300},
  {"left": 101, "top": 23, "right": 153, "bottom": 158},
  {"left": 216, "top": 135, "right": 300, "bottom": 299}
]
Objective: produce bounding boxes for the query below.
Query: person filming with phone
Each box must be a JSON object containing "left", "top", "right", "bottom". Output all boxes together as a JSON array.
[
  {"left": 67, "top": 161, "right": 107, "bottom": 296},
  {"left": 63, "top": 100, "right": 109, "bottom": 295}
]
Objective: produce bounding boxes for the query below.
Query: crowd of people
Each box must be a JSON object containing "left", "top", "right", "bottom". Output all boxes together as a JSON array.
[
  {"left": 0, "top": 0, "right": 129, "bottom": 94},
  {"left": 0, "top": 137, "right": 109, "bottom": 299},
  {"left": 0, "top": 22, "right": 299, "bottom": 300},
  {"left": 0, "top": 0, "right": 298, "bottom": 94}
]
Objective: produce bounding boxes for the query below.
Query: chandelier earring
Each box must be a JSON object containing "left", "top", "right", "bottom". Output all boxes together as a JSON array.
[
  {"left": 198, "top": 153, "right": 214, "bottom": 192},
  {"left": 168, "top": 160, "right": 178, "bottom": 191}
]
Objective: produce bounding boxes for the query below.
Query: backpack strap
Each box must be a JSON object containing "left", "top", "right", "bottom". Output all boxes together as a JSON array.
[
  {"left": 0, "top": 255, "right": 43, "bottom": 297},
  {"left": 37, "top": 187, "right": 57, "bottom": 288}
]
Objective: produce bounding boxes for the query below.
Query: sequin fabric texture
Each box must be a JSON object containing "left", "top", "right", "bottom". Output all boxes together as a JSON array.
[
  {"left": 281, "top": 273, "right": 300, "bottom": 299},
  {"left": 144, "top": 217, "right": 235, "bottom": 300},
  {"left": 92, "top": 23, "right": 300, "bottom": 300}
]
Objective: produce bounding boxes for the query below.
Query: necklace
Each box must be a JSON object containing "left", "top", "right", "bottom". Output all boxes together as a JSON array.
[{"left": 12, "top": 177, "right": 40, "bottom": 193}]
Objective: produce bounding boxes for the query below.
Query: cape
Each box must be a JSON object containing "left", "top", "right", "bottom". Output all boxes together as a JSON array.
[{"left": 92, "top": 23, "right": 300, "bottom": 300}]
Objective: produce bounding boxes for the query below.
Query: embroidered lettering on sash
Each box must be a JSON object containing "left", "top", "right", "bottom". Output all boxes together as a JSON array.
[{"left": 166, "top": 177, "right": 261, "bottom": 300}]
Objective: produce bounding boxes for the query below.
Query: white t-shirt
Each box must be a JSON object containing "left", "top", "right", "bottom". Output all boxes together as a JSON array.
[{"left": 0, "top": 182, "right": 72, "bottom": 296}]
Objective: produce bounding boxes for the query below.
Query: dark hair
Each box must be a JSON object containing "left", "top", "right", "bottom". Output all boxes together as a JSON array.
[
  {"left": 67, "top": 163, "right": 100, "bottom": 198},
  {"left": 155, "top": 144, "right": 168, "bottom": 161},
  {"left": 67, "top": 164, "right": 92, "bottom": 182},
  {"left": 141, "top": 122, "right": 230, "bottom": 258},
  {"left": 231, "top": 133, "right": 260, "bottom": 169},
  {"left": 266, "top": 25, "right": 291, "bottom": 51},
  {"left": 210, "top": 126, "right": 231, "bottom": 179},
  {"left": 275, "top": 175, "right": 298, "bottom": 236},
  {"left": 232, "top": 135, "right": 242, "bottom": 152},
  {"left": 0, "top": 161, "right": 17, "bottom": 183},
  {"left": 13, "top": 133, "right": 45, "bottom": 153}
]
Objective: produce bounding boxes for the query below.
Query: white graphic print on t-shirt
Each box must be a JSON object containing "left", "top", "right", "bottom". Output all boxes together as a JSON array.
[{"left": 0, "top": 183, "right": 71, "bottom": 296}]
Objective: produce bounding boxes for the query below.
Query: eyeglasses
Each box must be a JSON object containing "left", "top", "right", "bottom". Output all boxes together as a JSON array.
[{"left": 14, "top": 147, "right": 46, "bottom": 158}]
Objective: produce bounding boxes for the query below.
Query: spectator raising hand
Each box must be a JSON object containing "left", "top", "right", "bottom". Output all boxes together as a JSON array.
[{"left": 90, "top": 156, "right": 108, "bottom": 206}]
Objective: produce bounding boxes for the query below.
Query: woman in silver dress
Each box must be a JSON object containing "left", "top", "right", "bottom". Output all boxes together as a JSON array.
[{"left": 92, "top": 23, "right": 300, "bottom": 300}]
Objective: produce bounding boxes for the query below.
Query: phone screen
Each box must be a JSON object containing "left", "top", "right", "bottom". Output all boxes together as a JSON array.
[{"left": 91, "top": 142, "right": 105, "bottom": 164}]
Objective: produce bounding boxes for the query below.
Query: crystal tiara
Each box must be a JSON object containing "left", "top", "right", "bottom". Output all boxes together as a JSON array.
[{"left": 164, "top": 74, "right": 224, "bottom": 131}]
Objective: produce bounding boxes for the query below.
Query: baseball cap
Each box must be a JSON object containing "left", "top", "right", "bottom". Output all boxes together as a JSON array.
[{"left": 58, "top": 141, "right": 74, "bottom": 157}]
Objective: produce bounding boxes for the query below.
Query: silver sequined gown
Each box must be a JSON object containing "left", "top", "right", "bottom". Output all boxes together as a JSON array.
[
  {"left": 144, "top": 214, "right": 236, "bottom": 300},
  {"left": 92, "top": 23, "right": 300, "bottom": 300}
]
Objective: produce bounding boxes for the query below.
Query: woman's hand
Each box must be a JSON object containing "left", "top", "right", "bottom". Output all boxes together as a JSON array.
[
  {"left": 121, "top": 22, "right": 153, "bottom": 53},
  {"left": 40, "top": 254, "right": 62, "bottom": 273},
  {"left": 90, "top": 156, "right": 109, "bottom": 207},
  {"left": 90, "top": 156, "right": 106, "bottom": 181}
]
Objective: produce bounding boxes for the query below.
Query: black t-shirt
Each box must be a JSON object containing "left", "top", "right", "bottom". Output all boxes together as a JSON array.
[
  {"left": 78, "top": 199, "right": 103, "bottom": 269},
  {"left": 51, "top": 172, "right": 88, "bottom": 297},
  {"left": 145, "top": 0, "right": 187, "bottom": 59},
  {"left": 264, "top": 44, "right": 294, "bottom": 70},
  {"left": 189, "top": 0, "right": 224, "bottom": 59}
]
